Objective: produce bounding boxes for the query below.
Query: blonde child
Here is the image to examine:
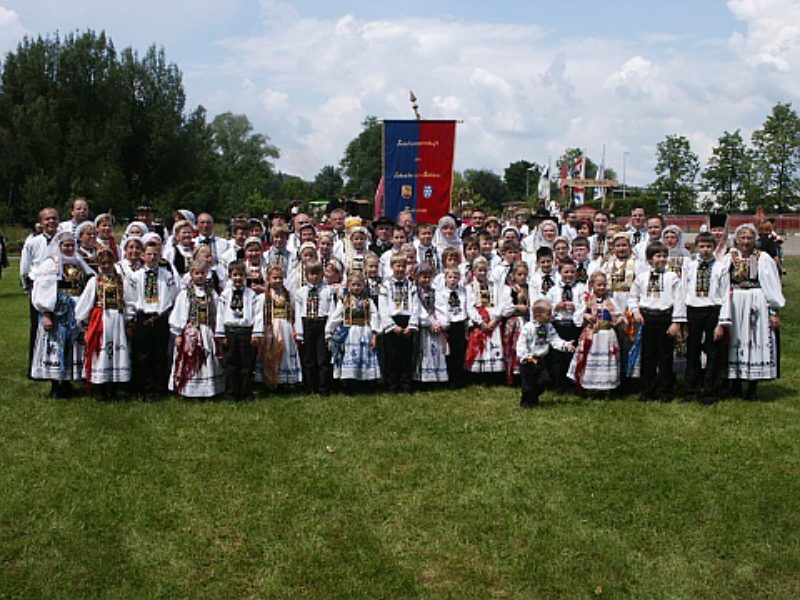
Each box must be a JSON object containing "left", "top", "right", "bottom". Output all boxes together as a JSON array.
[
  {"left": 256, "top": 264, "right": 302, "bottom": 389},
  {"left": 325, "top": 272, "right": 381, "bottom": 391},
  {"left": 516, "top": 299, "right": 575, "bottom": 407},
  {"left": 568, "top": 271, "right": 624, "bottom": 394},
  {"left": 169, "top": 263, "right": 224, "bottom": 398}
]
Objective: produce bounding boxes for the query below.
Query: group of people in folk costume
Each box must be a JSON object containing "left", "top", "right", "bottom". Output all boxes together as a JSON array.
[{"left": 20, "top": 198, "right": 785, "bottom": 406}]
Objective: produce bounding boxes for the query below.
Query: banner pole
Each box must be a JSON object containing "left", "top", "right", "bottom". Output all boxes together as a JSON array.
[{"left": 380, "top": 122, "right": 386, "bottom": 218}]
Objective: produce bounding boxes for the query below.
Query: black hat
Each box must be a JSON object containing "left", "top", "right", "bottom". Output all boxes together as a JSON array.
[
  {"left": 709, "top": 213, "right": 728, "bottom": 228},
  {"left": 268, "top": 208, "right": 289, "bottom": 221},
  {"left": 372, "top": 215, "right": 395, "bottom": 228}
]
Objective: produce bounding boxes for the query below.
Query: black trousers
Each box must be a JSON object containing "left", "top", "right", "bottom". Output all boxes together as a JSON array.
[
  {"left": 520, "top": 360, "right": 549, "bottom": 406},
  {"left": 640, "top": 309, "right": 674, "bottom": 399},
  {"left": 28, "top": 297, "right": 38, "bottom": 379},
  {"left": 446, "top": 321, "right": 467, "bottom": 388},
  {"left": 301, "top": 318, "right": 332, "bottom": 393},
  {"left": 383, "top": 315, "right": 413, "bottom": 392},
  {"left": 685, "top": 306, "right": 725, "bottom": 399},
  {"left": 551, "top": 320, "right": 581, "bottom": 390},
  {"left": 224, "top": 327, "right": 256, "bottom": 400},
  {"left": 133, "top": 311, "right": 171, "bottom": 396}
]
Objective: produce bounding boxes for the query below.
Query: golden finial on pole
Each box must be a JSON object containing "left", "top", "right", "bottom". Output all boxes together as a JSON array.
[{"left": 409, "top": 90, "right": 421, "bottom": 120}]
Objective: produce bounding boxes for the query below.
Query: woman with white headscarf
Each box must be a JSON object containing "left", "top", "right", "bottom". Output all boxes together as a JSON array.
[
  {"left": 724, "top": 223, "right": 785, "bottom": 399},
  {"left": 433, "top": 215, "right": 463, "bottom": 257},
  {"left": 662, "top": 224, "right": 691, "bottom": 278},
  {"left": 30, "top": 231, "right": 95, "bottom": 397}
]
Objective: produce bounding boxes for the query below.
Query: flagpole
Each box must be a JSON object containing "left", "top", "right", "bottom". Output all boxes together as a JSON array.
[{"left": 409, "top": 91, "right": 421, "bottom": 120}]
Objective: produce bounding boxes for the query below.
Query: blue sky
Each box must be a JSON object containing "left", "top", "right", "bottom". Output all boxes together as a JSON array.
[{"left": 2, "top": 0, "right": 799, "bottom": 186}]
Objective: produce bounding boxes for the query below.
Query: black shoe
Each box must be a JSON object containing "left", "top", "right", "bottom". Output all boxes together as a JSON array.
[
  {"left": 659, "top": 395, "right": 673, "bottom": 403},
  {"left": 700, "top": 395, "right": 717, "bottom": 405}
]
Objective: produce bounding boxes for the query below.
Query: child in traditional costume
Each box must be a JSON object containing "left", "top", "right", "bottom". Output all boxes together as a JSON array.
[
  {"left": 442, "top": 267, "right": 468, "bottom": 388},
  {"left": 325, "top": 272, "right": 381, "bottom": 391},
  {"left": 75, "top": 249, "right": 130, "bottom": 400},
  {"left": 169, "top": 264, "right": 224, "bottom": 398},
  {"left": 545, "top": 259, "right": 586, "bottom": 391},
  {"left": 256, "top": 264, "right": 302, "bottom": 389},
  {"left": 415, "top": 263, "right": 449, "bottom": 384},
  {"left": 94, "top": 213, "right": 118, "bottom": 260},
  {"left": 243, "top": 236, "right": 268, "bottom": 294},
  {"left": 568, "top": 271, "right": 624, "bottom": 394},
  {"left": 465, "top": 256, "right": 512, "bottom": 378},
  {"left": 164, "top": 219, "right": 196, "bottom": 277},
  {"left": 378, "top": 254, "right": 419, "bottom": 393},
  {"left": 502, "top": 262, "right": 530, "bottom": 384},
  {"left": 516, "top": 299, "right": 575, "bottom": 408},
  {"left": 294, "top": 261, "right": 335, "bottom": 395},
  {"left": 681, "top": 232, "right": 731, "bottom": 404},
  {"left": 629, "top": 242, "right": 686, "bottom": 402},
  {"left": 126, "top": 239, "right": 180, "bottom": 401},
  {"left": 217, "top": 261, "right": 263, "bottom": 401},
  {"left": 76, "top": 221, "right": 100, "bottom": 273}
]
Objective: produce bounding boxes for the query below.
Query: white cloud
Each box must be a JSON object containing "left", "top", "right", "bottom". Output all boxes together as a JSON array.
[
  {"left": 728, "top": 0, "right": 800, "bottom": 71},
  {"left": 0, "top": 5, "right": 27, "bottom": 56},
  {"left": 8, "top": 1, "right": 797, "bottom": 188}
]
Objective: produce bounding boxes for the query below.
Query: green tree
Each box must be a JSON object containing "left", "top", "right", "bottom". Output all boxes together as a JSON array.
[
  {"left": 210, "top": 112, "right": 279, "bottom": 216},
  {"left": 702, "top": 129, "right": 754, "bottom": 212},
  {"left": 503, "top": 160, "right": 540, "bottom": 202},
  {"left": 751, "top": 102, "right": 800, "bottom": 211},
  {"left": 463, "top": 169, "right": 510, "bottom": 211},
  {"left": 314, "top": 165, "right": 344, "bottom": 201},
  {"left": 652, "top": 134, "right": 700, "bottom": 213},
  {"left": 0, "top": 30, "right": 281, "bottom": 222},
  {"left": 281, "top": 176, "right": 315, "bottom": 202},
  {"left": 340, "top": 116, "right": 381, "bottom": 198}
]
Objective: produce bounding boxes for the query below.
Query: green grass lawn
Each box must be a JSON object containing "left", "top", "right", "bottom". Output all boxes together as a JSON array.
[{"left": 1, "top": 259, "right": 799, "bottom": 599}]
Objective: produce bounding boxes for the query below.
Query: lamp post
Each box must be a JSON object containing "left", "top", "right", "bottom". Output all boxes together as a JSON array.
[{"left": 622, "top": 151, "right": 630, "bottom": 201}]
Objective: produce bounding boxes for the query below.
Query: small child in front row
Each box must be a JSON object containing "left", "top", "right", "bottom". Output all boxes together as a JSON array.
[
  {"left": 379, "top": 254, "right": 419, "bottom": 393},
  {"left": 545, "top": 259, "right": 586, "bottom": 391},
  {"left": 258, "top": 265, "right": 302, "bottom": 389},
  {"left": 442, "top": 267, "right": 468, "bottom": 388},
  {"left": 294, "top": 261, "right": 335, "bottom": 395},
  {"left": 568, "top": 271, "right": 624, "bottom": 394},
  {"left": 629, "top": 242, "right": 686, "bottom": 402},
  {"left": 325, "top": 273, "right": 381, "bottom": 392},
  {"left": 415, "top": 263, "right": 449, "bottom": 384},
  {"left": 516, "top": 299, "right": 575, "bottom": 408},
  {"left": 169, "top": 263, "right": 224, "bottom": 398},
  {"left": 75, "top": 248, "right": 131, "bottom": 400},
  {"left": 216, "top": 261, "right": 263, "bottom": 401}
]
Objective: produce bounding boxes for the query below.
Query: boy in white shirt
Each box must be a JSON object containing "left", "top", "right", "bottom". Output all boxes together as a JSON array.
[
  {"left": 681, "top": 232, "right": 731, "bottom": 404},
  {"left": 516, "top": 299, "right": 575, "bottom": 407},
  {"left": 629, "top": 242, "right": 686, "bottom": 402},
  {"left": 294, "top": 261, "right": 335, "bottom": 395}
]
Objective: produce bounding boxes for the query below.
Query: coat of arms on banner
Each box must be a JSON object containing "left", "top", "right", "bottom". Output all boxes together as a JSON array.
[
  {"left": 423, "top": 185, "right": 433, "bottom": 199},
  {"left": 401, "top": 185, "right": 413, "bottom": 199}
]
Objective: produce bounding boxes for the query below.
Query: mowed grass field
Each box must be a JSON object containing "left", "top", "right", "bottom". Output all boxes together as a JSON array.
[{"left": 1, "top": 259, "right": 799, "bottom": 599}]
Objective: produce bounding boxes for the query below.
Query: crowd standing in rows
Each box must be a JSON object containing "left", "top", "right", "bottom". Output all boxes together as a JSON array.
[{"left": 20, "top": 198, "right": 785, "bottom": 407}]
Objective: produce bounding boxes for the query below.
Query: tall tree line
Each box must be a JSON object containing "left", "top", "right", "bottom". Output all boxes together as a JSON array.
[{"left": 0, "top": 31, "right": 283, "bottom": 224}]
